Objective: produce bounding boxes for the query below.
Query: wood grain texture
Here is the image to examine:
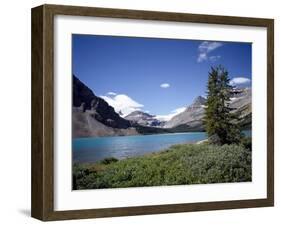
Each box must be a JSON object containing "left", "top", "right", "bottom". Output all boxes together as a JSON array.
[
  {"left": 31, "top": 5, "right": 55, "bottom": 220},
  {"left": 31, "top": 4, "right": 274, "bottom": 221},
  {"left": 31, "top": 5, "right": 44, "bottom": 220},
  {"left": 267, "top": 19, "right": 274, "bottom": 206}
]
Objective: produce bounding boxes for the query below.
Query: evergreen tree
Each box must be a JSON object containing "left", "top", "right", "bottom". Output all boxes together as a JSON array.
[{"left": 204, "top": 66, "right": 242, "bottom": 145}]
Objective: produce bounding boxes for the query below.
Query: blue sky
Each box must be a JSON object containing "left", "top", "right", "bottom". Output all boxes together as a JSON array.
[{"left": 72, "top": 34, "right": 252, "bottom": 119}]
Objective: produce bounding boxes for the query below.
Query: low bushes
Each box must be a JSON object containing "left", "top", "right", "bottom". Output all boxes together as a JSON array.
[{"left": 73, "top": 143, "right": 251, "bottom": 190}]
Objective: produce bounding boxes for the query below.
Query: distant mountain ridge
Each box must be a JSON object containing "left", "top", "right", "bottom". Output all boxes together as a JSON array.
[
  {"left": 72, "top": 75, "right": 251, "bottom": 138},
  {"left": 164, "top": 88, "right": 251, "bottom": 131},
  {"left": 124, "top": 110, "right": 162, "bottom": 127},
  {"left": 164, "top": 95, "right": 206, "bottom": 131},
  {"left": 229, "top": 87, "right": 252, "bottom": 129},
  {"left": 72, "top": 75, "right": 169, "bottom": 137}
]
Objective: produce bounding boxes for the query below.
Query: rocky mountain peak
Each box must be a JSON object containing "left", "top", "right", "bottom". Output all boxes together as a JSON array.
[
  {"left": 126, "top": 110, "right": 153, "bottom": 118},
  {"left": 73, "top": 75, "right": 131, "bottom": 129},
  {"left": 192, "top": 96, "right": 206, "bottom": 106},
  {"left": 125, "top": 110, "right": 162, "bottom": 127}
]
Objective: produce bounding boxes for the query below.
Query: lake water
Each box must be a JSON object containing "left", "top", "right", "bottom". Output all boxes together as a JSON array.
[
  {"left": 73, "top": 130, "right": 252, "bottom": 164},
  {"left": 73, "top": 132, "right": 207, "bottom": 163}
]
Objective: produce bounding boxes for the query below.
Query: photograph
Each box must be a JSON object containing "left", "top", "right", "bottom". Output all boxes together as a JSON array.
[{"left": 72, "top": 34, "right": 252, "bottom": 190}]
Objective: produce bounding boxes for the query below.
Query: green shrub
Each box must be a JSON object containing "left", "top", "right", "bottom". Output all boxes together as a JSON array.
[
  {"left": 73, "top": 143, "right": 252, "bottom": 190},
  {"left": 241, "top": 136, "right": 252, "bottom": 151},
  {"left": 100, "top": 157, "right": 119, "bottom": 165}
]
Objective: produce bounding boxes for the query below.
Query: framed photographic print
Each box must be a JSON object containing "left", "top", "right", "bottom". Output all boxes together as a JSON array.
[{"left": 31, "top": 4, "right": 274, "bottom": 221}]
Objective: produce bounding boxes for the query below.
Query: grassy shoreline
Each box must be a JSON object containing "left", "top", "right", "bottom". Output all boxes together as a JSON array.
[{"left": 73, "top": 142, "right": 251, "bottom": 190}]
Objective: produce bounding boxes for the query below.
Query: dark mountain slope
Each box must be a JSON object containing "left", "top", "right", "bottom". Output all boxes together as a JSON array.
[
  {"left": 72, "top": 75, "right": 169, "bottom": 137},
  {"left": 73, "top": 75, "right": 131, "bottom": 129}
]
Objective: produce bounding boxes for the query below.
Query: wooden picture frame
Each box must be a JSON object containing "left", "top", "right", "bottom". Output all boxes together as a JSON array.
[{"left": 31, "top": 4, "right": 274, "bottom": 221}]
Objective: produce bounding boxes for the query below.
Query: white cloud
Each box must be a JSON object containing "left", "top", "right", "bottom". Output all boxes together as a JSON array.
[
  {"left": 198, "top": 41, "right": 223, "bottom": 53},
  {"left": 197, "top": 53, "right": 207, "bottom": 63},
  {"left": 209, "top": 55, "right": 221, "bottom": 62},
  {"left": 107, "top": 92, "right": 117, "bottom": 96},
  {"left": 197, "top": 41, "right": 223, "bottom": 62},
  {"left": 155, "top": 107, "right": 186, "bottom": 121},
  {"left": 160, "top": 83, "right": 170, "bottom": 88},
  {"left": 100, "top": 94, "right": 144, "bottom": 117},
  {"left": 230, "top": 77, "right": 251, "bottom": 86}
]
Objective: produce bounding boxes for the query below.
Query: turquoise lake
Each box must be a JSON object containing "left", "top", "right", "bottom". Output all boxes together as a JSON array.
[
  {"left": 73, "top": 130, "right": 251, "bottom": 163},
  {"left": 73, "top": 132, "right": 207, "bottom": 163}
]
